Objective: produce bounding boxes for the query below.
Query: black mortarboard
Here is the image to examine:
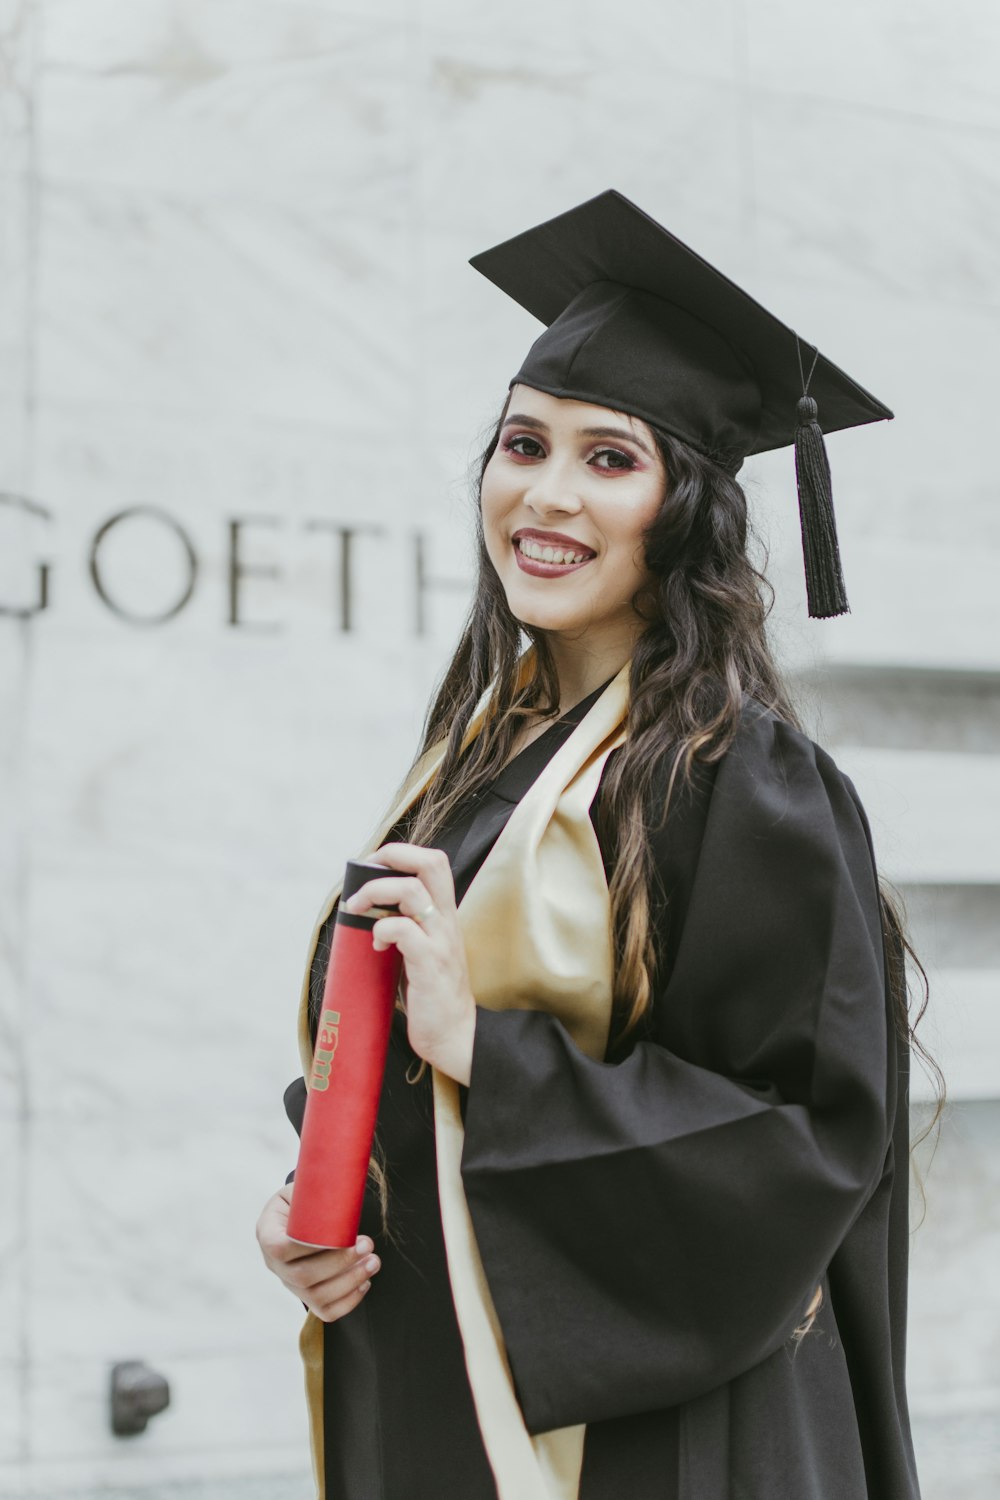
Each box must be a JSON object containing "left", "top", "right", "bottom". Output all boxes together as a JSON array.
[{"left": 470, "top": 189, "right": 893, "bottom": 619}]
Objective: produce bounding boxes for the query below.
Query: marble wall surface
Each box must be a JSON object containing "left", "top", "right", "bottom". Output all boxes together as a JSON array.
[{"left": 1, "top": 1, "right": 998, "bottom": 1494}]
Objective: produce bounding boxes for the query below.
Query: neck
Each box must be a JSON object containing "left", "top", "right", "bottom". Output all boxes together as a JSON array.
[{"left": 542, "top": 622, "right": 639, "bottom": 712}]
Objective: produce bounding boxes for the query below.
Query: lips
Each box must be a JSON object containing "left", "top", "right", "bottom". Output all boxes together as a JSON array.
[
  {"left": 512, "top": 528, "right": 596, "bottom": 560},
  {"left": 511, "top": 528, "right": 596, "bottom": 579}
]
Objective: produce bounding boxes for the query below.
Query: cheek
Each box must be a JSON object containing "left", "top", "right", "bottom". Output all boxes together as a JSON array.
[
  {"left": 599, "top": 489, "right": 663, "bottom": 568},
  {"left": 480, "top": 454, "right": 506, "bottom": 511},
  {"left": 479, "top": 467, "right": 509, "bottom": 560}
]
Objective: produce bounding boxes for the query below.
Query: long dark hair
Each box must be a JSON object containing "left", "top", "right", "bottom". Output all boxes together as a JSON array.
[{"left": 402, "top": 399, "right": 943, "bottom": 1115}]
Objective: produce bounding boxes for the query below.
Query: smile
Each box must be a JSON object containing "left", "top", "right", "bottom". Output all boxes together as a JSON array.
[{"left": 512, "top": 533, "right": 595, "bottom": 578}]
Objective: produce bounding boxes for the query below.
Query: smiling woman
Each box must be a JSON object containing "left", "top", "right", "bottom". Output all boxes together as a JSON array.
[
  {"left": 481, "top": 389, "right": 666, "bottom": 693},
  {"left": 256, "top": 191, "right": 930, "bottom": 1500}
]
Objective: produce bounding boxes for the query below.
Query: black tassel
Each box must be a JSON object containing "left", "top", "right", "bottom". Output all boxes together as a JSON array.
[{"left": 793, "top": 394, "right": 849, "bottom": 619}]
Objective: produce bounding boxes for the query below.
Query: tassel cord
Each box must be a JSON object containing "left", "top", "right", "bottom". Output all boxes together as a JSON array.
[{"left": 794, "top": 393, "right": 849, "bottom": 620}]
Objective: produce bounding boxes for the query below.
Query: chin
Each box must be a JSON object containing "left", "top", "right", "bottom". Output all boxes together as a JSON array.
[{"left": 501, "top": 583, "right": 578, "bottom": 634}]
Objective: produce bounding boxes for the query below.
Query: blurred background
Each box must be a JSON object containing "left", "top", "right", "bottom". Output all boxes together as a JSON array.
[{"left": 1, "top": 1, "right": 998, "bottom": 1496}]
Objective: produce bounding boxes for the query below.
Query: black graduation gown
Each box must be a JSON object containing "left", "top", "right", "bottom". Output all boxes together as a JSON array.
[{"left": 286, "top": 697, "right": 921, "bottom": 1500}]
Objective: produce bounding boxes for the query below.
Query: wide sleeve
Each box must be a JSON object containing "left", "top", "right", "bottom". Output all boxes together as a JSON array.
[{"left": 458, "top": 711, "right": 892, "bottom": 1434}]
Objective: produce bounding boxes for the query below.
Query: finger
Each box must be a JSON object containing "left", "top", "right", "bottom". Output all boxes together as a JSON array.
[
  {"left": 345, "top": 875, "right": 429, "bottom": 917},
  {"left": 277, "top": 1242, "right": 378, "bottom": 1295},
  {"left": 262, "top": 1217, "right": 373, "bottom": 1270},
  {"left": 308, "top": 1275, "right": 374, "bottom": 1324},
  {"left": 370, "top": 914, "right": 430, "bottom": 954},
  {"left": 370, "top": 844, "right": 456, "bottom": 912},
  {"left": 295, "top": 1249, "right": 382, "bottom": 1315},
  {"left": 300, "top": 1247, "right": 382, "bottom": 1298},
  {"left": 284, "top": 1232, "right": 374, "bottom": 1274}
]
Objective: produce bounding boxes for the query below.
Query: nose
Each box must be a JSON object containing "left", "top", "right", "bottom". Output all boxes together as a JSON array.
[{"left": 522, "top": 463, "right": 583, "bottom": 520}]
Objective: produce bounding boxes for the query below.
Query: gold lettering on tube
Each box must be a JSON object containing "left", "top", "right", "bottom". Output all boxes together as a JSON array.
[{"left": 310, "top": 1009, "right": 341, "bottom": 1092}]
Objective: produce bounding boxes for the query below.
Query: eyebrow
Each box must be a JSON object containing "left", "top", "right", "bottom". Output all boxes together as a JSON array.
[{"left": 502, "top": 412, "right": 655, "bottom": 460}]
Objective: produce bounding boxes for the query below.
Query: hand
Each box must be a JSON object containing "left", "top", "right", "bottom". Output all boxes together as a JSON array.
[
  {"left": 343, "top": 843, "right": 477, "bottom": 1086},
  {"left": 255, "top": 1185, "right": 381, "bottom": 1322}
]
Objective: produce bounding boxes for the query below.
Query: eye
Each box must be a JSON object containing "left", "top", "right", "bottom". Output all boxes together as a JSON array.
[
  {"left": 590, "top": 447, "right": 637, "bottom": 472},
  {"left": 503, "top": 434, "right": 546, "bottom": 460}
]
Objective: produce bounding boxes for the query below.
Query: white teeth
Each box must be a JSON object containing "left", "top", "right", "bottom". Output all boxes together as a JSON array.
[{"left": 518, "top": 538, "right": 590, "bottom": 565}]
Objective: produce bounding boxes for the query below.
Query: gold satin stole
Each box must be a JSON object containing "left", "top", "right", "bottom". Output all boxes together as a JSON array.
[{"left": 295, "top": 663, "right": 629, "bottom": 1500}]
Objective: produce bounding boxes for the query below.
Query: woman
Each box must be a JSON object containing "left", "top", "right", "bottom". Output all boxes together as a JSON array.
[{"left": 256, "top": 191, "right": 927, "bottom": 1500}]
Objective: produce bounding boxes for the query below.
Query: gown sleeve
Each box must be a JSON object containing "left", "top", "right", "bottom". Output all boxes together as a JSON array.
[{"left": 458, "top": 708, "right": 893, "bottom": 1434}]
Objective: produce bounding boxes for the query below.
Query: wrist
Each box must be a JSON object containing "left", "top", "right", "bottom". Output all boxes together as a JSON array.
[{"left": 436, "top": 1002, "right": 477, "bottom": 1087}]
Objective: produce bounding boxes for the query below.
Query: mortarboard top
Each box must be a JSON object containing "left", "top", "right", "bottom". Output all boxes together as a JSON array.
[{"left": 469, "top": 190, "right": 894, "bottom": 618}]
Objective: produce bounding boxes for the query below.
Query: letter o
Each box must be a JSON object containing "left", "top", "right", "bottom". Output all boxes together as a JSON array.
[{"left": 89, "top": 506, "right": 198, "bottom": 625}]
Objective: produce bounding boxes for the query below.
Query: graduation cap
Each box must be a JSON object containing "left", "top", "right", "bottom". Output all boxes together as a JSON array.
[{"left": 469, "top": 189, "right": 893, "bottom": 619}]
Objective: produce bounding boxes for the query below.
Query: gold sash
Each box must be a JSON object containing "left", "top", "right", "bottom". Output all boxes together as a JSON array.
[{"left": 295, "top": 663, "right": 630, "bottom": 1500}]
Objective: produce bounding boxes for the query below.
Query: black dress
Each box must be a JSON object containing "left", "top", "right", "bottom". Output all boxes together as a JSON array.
[{"left": 286, "top": 694, "right": 921, "bottom": 1500}]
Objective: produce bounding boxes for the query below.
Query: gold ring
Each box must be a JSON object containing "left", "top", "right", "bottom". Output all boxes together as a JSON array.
[{"left": 413, "top": 902, "right": 437, "bottom": 925}]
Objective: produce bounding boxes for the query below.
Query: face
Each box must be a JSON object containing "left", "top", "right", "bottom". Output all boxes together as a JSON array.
[{"left": 481, "top": 384, "right": 666, "bottom": 649}]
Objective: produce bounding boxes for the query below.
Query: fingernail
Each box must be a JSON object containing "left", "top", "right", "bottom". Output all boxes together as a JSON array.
[
  {"left": 364, "top": 1255, "right": 380, "bottom": 1273},
  {"left": 356, "top": 1237, "right": 373, "bottom": 1255},
  {"left": 360, "top": 1280, "right": 371, "bottom": 1293}
]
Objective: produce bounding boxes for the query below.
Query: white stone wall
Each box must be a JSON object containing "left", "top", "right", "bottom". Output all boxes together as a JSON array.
[{"left": 1, "top": 2, "right": 997, "bottom": 1494}]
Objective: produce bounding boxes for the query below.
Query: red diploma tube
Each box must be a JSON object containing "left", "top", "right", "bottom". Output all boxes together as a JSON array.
[{"left": 287, "top": 860, "right": 402, "bottom": 1249}]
